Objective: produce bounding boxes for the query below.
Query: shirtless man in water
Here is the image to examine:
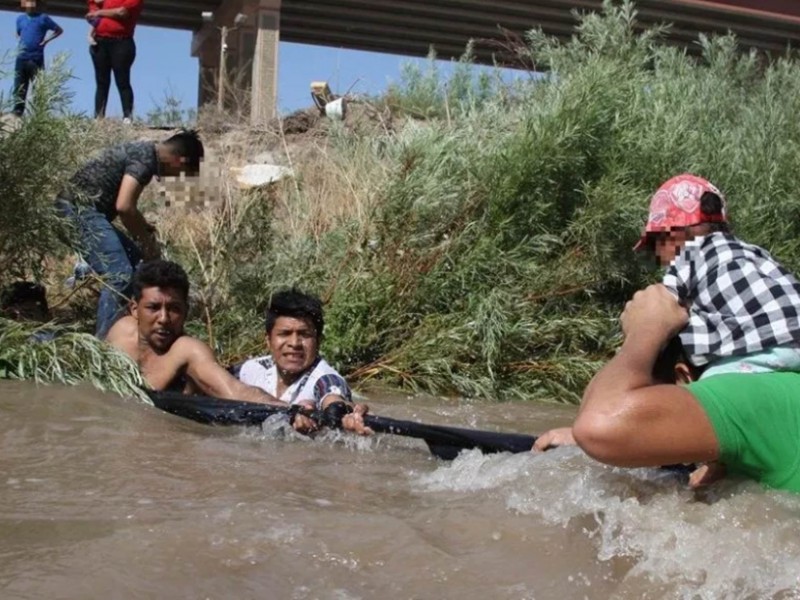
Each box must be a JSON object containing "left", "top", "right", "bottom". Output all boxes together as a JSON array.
[{"left": 105, "top": 259, "right": 318, "bottom": 432}]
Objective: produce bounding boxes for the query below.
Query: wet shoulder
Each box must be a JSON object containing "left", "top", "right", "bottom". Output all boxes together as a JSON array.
[
  {"left": 105, "top": 315, "right": 138, "bottom": 357},
  {"left": 170, "top": 335, "right": 216, "bottom": 360},
  {"left": 311, "top": 357, "right": 344, "bottom": 378},
  {"left": 106, "top": 314, "right": 137, "bottom": 342}
]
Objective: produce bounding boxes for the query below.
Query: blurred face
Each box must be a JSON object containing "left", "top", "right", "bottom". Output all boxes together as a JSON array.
[
  {"left": 650, "top": 228, "right": 691, "bottom": 267},
  {"left": 21, "top": 0, "right": 36, "bottom": 12},
  {"left": 267, "top": 316, "right": 320, "bottom": 380},
  {"left": 131, "top": 286, "right": 187, "bottom": 353},
  {"left": 162, "top": 154, "right": 199, "bottom": 178}
]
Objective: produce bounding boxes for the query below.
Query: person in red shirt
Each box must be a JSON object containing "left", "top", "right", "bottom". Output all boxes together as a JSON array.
[
  {"left": 86, "top": 0, "right": 102, "bottom": 45},
  {"left": 85, "top": 0, "right": 142, "bottom": 122}
]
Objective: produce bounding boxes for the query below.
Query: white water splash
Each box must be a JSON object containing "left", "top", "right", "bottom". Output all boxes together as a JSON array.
[{"left": 413, "top": 447, "right": 800, "bottom": 598}]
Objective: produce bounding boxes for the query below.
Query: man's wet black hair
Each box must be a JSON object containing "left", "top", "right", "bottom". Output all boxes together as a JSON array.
[
  {"left": 652, "top": 336, "right": 704, "bottom": 383},
  {"left": 0, "top": 281, "right": 47, "bottom": 312},
  {"left": 265, "top": 288, "right": 324, "bottom": 337},
  {"left": 699, "top": 191, "right": 730, "bottom": 233},
  {"left": 131, "top": 260, "right": 190, "bottom": 302},
  {"left": 164, "top": 129, "right": 204, "bottom": 174}
]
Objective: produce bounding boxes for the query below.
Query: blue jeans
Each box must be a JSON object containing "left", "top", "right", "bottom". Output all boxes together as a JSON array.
[
  {"left": 56, "top": 199, "right": 142, "bottom": 339},
  {"left": 13, "top": 56, "right": 44, "bottom": 116}
]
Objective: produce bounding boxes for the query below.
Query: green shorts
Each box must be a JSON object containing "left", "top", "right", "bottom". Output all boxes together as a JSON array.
[{"left": 688, "top": 372, "right": 800, "bottom": 492}]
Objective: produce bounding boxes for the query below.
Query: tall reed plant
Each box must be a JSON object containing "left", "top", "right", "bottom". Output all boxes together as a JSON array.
[
  {"left": 196, "top": 0, "right": 800, "bottom": 402},
  {"left": 12, "top": 1, "right": 800, "bottom": 404}
]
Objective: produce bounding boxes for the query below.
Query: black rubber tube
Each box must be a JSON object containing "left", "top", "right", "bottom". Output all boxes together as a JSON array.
[{"left": 148, "top": 391, "right": 537, "bottom": 460}]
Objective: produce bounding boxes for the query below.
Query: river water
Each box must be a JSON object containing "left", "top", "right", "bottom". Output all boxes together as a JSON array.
[{"left": 1, "top": 379, "right": 799, "bottom": 599}]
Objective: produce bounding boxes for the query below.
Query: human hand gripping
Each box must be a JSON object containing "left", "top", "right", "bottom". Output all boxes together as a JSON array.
[
  {"left": 620, "top": 284, "right": 689, "bottom": 347},
  {"left": 341, "top": 403, "right": 374, "bottom": 436},
  {"left": 143, "top": 221, "right": 161, "bottom": 260},
  {"left": 531, "top": 427, "right": 576, "bottom": 452},
  {"left": 291, "top": 401, "right": 320, "bottom": 434},
  {"left": 689, "top": 461, "right": 727, "bottom": 488}
]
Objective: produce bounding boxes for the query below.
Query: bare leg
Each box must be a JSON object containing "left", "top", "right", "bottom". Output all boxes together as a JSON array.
[{"left": 689, "top": 461, "right": 727, "bottom": 488}]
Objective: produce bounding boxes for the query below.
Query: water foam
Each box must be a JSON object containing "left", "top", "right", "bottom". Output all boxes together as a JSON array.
[{"left": 414, "top": 447, "right": 800, "bottom": 598}]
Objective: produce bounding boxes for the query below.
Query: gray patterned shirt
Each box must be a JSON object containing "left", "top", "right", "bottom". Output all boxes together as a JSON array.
[{"left": 61, "top": 141, "right": 159, "bottom": 220}]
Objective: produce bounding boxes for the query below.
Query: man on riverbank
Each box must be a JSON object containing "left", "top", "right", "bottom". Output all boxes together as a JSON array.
[
  {"left": 235, "top": 288, "right": 372, "bottom": 435},
  {"left": 57, "top": 130, "right": 204, "bottom": 339}
]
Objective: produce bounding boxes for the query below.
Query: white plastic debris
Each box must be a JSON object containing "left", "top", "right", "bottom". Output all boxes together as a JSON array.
[{"left": 230, "top": 164, "right": 293, "bottom": 188}]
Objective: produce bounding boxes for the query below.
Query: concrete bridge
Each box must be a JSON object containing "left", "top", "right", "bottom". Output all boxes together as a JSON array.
[{"left": 3, "top": 0, "right": 800, "bottom": 123}]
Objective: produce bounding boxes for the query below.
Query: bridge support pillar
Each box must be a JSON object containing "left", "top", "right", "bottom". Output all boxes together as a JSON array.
[
  {"left": 192, "top": 0, "right": 280, "bottom": 124},
  {"left": 249, "top": 1, "right": 281, "bottom": 125}
]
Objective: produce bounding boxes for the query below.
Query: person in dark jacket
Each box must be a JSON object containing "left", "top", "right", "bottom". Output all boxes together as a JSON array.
[{"left": 56, "top": 130, "right": 204, "bottom": 338}]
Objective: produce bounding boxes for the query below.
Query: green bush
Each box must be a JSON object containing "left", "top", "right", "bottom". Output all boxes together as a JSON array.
[
  {"left": 0, "top": 318, "right": 146, "bottom": 400},
  {"left": 0, "top": 55, "right": 78, "bottom": 285},
  {"left": 10, "top": 1, "right": 800, "bottom": 404},
  {"left": 222, "top": 0, "right": 800, "bottom": 402},
  {"left": 0, "top": 55, "right": 142, "bottom": 394}
]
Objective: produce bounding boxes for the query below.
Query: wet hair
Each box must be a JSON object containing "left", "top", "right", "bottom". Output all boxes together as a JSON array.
[
  {"left": 131, "top": 260, "right": 190, "bottom": 302},
  {"left": 163, "top": 129, "right": 204, "bottom": 174},
  {"left": 265, "top": 288, "right": 324, "bottom": 338},
  {"left": 652, "top": 336, "right": 704, "bottom": 383},
  {"left": 0, "top": 281, "right": 48, "bottom": 317},
  {"left": 698, "top": 191, "right": 730, "bottom": 234}
]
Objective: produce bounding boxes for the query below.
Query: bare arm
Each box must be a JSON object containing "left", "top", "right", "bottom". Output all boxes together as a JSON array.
[
  {"left": 115, "top": 175, "right": 159, "bottom": 260},
  {"left": 577, "top": 284, "right": 686, "bottom": 421},
  {"left": 182, "top": 340, "right": 288, "bottom": 407},
  {"left": 41, "top": 26, "right": 63, "bottom": 46},
  {"left": 572, "top": 284, "right": 719, "bottom": 467}
]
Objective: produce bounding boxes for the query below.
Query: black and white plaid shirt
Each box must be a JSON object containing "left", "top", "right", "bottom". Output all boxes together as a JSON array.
[{"left": 663, "top": 232, "right": 800, "bottom": 367}]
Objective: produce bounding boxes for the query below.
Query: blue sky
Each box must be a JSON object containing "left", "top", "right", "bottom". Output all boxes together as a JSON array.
[{"left": 0, "top": 10, "right": 487, "bottom": 118}]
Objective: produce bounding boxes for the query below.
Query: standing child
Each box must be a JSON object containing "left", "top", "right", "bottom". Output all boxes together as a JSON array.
[
  {"left": 635, "top": 173, "right": 800, "bottom": 378},
  {"left": 86, "top": 0, "right": 102, "bottom": 45},
  {"left": 13, "top": 0, "right": 62, "bottom": 117}
]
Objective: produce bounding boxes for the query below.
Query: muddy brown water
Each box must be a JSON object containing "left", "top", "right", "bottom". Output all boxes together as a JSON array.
[{"left": 1, "top": 380, "right": 799, "bottom": 599}]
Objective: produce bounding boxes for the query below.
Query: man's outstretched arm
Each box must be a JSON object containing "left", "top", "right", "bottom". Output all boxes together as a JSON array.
[{"left": 181, "top": 339, "right": 288, "bottom": 407}]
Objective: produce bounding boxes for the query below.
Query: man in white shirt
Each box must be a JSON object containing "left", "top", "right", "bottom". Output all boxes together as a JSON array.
[{"left": 235, "top": 288, "right": 371, "bottom": 435}]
